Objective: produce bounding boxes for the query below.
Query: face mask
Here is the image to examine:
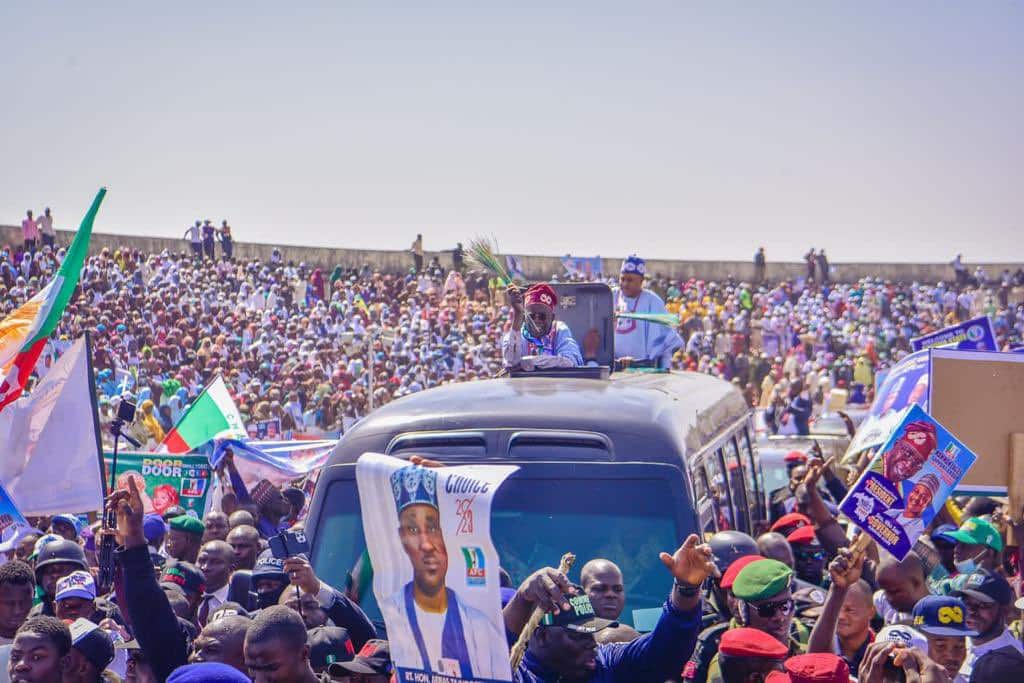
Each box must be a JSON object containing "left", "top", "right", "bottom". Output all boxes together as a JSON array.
[
  {"left": 954, "top": 551, "right": 986, "bottom": 574},
  {"left": 252, "top": 584, "right": 288, "bottom": 610}
]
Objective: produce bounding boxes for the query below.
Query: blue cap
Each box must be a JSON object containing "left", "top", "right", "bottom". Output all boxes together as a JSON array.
[
  {"left": 620, "top": 255, "right": 646, "bottom": 276},
  {"left": 143, "top": 514, "right": 167, "bottom": 543},
  {"left": 912, "top": 595, "right": 978, "bottom": 637},
  {"left": 51, "top": 514, "right": 82, "bottom": 537},
  {"left": 952, "top": 569, "right": 1015, "bottom": 607},
  {"left": 931, "top": 524, "right": 958, "bottom": 545},
  {"left": 390, "top": 465, "right": 438, "bottom": 516}
]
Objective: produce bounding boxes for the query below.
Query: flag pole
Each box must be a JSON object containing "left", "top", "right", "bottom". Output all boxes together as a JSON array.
[{"left": 83, "top": 332, "right": 109, "bottom": 499}]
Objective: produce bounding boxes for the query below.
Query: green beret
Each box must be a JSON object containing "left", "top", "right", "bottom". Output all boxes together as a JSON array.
[
  {"left": 168, "top": 515, "right": 205, "bottom": 537},
  {"left": 732, "top": 559, "right": 793, "bottom": 602}
]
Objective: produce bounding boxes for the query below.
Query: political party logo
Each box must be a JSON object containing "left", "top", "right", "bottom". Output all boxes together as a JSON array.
[
  {"left": 461, "top": 546, "right": 486, "bottom": 586},
  {"left": 181, "top": 478, "right": 206, "bottom": 498},
  {"left": 966, "top": 325, "right": 984, "bottom": 342}
]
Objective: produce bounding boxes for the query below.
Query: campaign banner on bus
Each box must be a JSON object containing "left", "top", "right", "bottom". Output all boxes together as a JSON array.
[
  {"left": 104, "top": 452, "right": 212, "bottom": 516},
  {"left": 357, "top": 453, "right": 517, "bottom": 683},
  {"left": 0, "top": 480, "right": 31, "bottom": 546},
  {"left": 839, "top": 405, "right": 975, "bottom": 560},
  {"left": 911, "top": 316, "right": 997, "bottom": 352}
]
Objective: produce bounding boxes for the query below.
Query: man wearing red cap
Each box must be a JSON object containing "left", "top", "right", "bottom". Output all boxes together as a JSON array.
[
  {"left": 502, "top": 283, "right": 583, "bottom": 370},
  {"left": 872, "top": 420, "right": 936, "bottom": 485},
  {"left": 716, "top": 627, "right": 788, "bottom": 682}
]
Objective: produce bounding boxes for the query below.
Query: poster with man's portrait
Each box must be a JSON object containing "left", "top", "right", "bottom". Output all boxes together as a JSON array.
[
  {"left": 357, "top": 453, "right": 517, "bottom": 683},
  {"left": 840, "top": 405, "right": 976, "bottom": 560}
]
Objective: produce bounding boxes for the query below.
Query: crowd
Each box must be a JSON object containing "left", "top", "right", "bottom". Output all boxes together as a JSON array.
[
  {"left": 0, "top": 438, "right": 1021, "bottom": 682},
  {"left": 2, "top": 228, "right": 1023, "bottom": 447}
]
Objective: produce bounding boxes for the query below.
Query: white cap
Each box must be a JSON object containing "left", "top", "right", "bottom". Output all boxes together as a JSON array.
[
  {"left": 56, "top": 570, "right": 96, "bottom": 602},
  {"left": 876, "top": 624, "right": 928, "bottom": 651}
]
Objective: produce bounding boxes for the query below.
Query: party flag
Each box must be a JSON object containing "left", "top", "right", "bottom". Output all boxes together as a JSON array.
[
  {"left": 0, "top": 188, "right": 106, "bottom": 412},
  {"left": 158, "top": 375, "right": 247, "bottom": 453}
]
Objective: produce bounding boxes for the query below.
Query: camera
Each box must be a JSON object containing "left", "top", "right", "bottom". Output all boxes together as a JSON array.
[{"left": 116, "top": 399, "right": 137, "bottom": 423}]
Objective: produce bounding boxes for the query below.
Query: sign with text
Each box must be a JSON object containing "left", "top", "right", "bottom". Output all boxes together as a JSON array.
[
  {"left": 104, "top": 452, "right": 212, "bottom": 515},
  {"left": 840, "top": 406, "right": 975, "bottom": 560},
  {"left": 357, "top": 453, "right": 516, "bottom": 682},
  {"left": 911, "top": 316, "right": 997, "bottom": 352}
]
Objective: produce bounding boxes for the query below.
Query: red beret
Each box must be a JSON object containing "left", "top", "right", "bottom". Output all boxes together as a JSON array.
[
  {"left": 782, "top": 653, "right": 851, "bottom": 683},
  {"left": 720, "top": 555, "right": 763, "bottom": 590},
  {"left": 718, "top": 627, "right": 788, "bottom": 659},
  {"left": 524, "top": 283, "right": 558, "bottom": 309},
  {"left": 770, "top": 512, "right": 812, "bottom": 534},
  {"left": 786, "top": 525, "right": 819, "bottom": 546},
  {"left": 784, "top": 450, "right": 808, "bottom": 464}
]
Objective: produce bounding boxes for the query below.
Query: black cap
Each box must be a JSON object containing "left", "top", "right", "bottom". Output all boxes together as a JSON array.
[
  {"left": 251, "top": 550, "right": 288, "bottom": 580},
  {"left": 160, "top": 561, "right": 206, "bottom": 596},
  {"left": 952, "top": 569, "right": 1014, "bottom": 607},
  {"left": 329, "top": 639, "right": 391, "bottom": 676},
  {"left": 540, "top": 589, "right": 617, "bottom": 634},
  {"left": 306, "top": 626, "right": 353, "bottom": 672},
  {"left": 68, "top": 619, "right": 115, "bottom": 673}
]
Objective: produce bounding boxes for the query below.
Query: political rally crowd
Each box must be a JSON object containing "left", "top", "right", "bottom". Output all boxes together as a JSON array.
[{"left": 2, "top": 223, "right": 1024, "bottom": 682}]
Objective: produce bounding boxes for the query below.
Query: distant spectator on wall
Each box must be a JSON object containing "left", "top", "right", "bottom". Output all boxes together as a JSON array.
[
  {"left": 22, "top": 210, "right": 39, "bottom": 255},
  {"left": 219, "top": 220, "right": 233, "bottom": 260},
  {"left": 38, "top": 208, "right": 56, "bottom": 249},
  {"left": 411, "top": 234, "right": 423, "bottom": 272}
]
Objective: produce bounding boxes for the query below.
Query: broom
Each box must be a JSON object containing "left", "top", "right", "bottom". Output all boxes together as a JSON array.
[{"left": 464, "top": 236, "right": 516, "bottom": 287}]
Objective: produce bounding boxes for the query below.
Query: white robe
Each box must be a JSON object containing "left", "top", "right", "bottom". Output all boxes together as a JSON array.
[
  {"left": 380, "top": 587, "right": 510, "bottom": 680},
  {"left": 613, "top": 288, "right": 683, "bottom": 367}
]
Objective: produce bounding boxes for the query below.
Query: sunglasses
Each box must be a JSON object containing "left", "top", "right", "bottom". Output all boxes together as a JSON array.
[
  {"left": 751, "top": 598, "right": 794, "bottom": 619},
  {"left": 795, "top": 549, "right": 825, "bottom": 561}
]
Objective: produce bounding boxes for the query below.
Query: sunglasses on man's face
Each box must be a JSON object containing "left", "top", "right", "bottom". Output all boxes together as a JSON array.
[
  {"left": 795, "top": 549, "right": 825, "bottom": 561},
  {"left": 751, "top": 598, "right": 794, "bottom": 619}
]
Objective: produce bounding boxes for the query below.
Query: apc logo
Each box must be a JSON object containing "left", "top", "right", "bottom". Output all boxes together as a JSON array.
[
  {"left": 966, "top": 325, "right": 984, "bottom": 342},
  {"left": 461, "top": 547, "right": 486, "bottom": 586}
]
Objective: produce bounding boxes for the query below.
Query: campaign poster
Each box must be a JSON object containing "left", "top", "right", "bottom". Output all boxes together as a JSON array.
[
  {"left": 910, "top": 315, "right": 997, "bottom": 352},
  {"left": 0, "top": 480, "right": 31, "bottom": 545},
  {"left": 104, "top": 452, "right": 212, "bottom": 515},
  {"left": 839, "top": 405, "right": 976, "bottom": 560},
  {"left": 560, "top": 255, "right": 603, "bottom": 280},
  {"left": 247, "top": 418, "right": 282, "bottom": 441},
  {"left": 357, "top": 453, "right": 516, "bottom": 683}
]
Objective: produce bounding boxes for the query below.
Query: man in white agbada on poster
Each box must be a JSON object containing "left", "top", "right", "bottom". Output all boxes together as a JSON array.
[
  {"left": 377, "top": 462, "right": 509, "bottom": 680},
  {"left": 613, "top": 255, "right": 683, "bottom": 369}
]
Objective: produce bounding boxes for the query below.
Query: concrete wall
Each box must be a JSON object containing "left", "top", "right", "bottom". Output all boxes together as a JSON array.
[{"left": 2, "top": 224, "right": 1020, "bottom": 284}]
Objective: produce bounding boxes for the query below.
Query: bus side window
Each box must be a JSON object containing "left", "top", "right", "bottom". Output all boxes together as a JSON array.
[
  {"left": 740, "top": 428, "right": 766, "bottom": 528},
  {"left": 690, "top": 459, "right": 717, "bottom": 538},
  {"left": 722, "top": 436, "right": 750, "bottom": 534},
  {"left": 703, "top": 450, "right": 733, "bottom": 532}
]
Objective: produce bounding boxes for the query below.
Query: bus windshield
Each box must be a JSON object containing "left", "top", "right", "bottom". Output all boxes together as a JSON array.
[{"left": 310, "top": 473, "right": 683, "bottom": 630}]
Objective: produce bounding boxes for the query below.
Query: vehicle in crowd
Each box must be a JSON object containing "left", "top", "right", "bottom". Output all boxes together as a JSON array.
[{"left": 306, "top": 284, "right": 768, "bottom": 632}]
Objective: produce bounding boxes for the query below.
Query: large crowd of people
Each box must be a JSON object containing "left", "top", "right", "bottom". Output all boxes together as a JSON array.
[
  {"left": 2, "top": 227, "right": 1024, "bottom": 682},
  {"left": 3, "top": 231, "right": 1023, "bottom": 448}
]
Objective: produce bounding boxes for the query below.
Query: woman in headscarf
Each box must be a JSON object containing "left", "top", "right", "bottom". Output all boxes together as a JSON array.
[
  {"left": 310, "top": 269, "right": 325, "bottom": 302},
  {"left": 138, "top": 399, "right": 165, "bottom": 444}
]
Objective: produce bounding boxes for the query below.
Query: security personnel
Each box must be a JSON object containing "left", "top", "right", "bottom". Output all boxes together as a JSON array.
[
  {"left": 715, "top": 627, "right": 788, "bottom": 682},
  {"left": 705, "top": 559, "right": 810, "bottom": 683},
  {"left": 30, "top": 540, "right": 123, "bottom": 624},
  {"left": 684, "top": 554, "right": 762, "bottom": 682}
]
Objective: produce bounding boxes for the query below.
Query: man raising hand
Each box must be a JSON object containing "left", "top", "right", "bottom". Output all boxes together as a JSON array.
[{"left": 507, "top": 534, "right": 713, "bottom": 682}]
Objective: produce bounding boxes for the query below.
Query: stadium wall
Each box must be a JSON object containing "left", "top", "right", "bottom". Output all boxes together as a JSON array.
[{"left": 2, "top": 224, "right": 1020, "bottom": 284}]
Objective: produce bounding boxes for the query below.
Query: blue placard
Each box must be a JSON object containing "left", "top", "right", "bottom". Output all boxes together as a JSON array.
[
  {"left": 869, "top": 350, "right": 930, "bottom": 418},
  {"left": 839, "top": 405, "right": 976, "bottom": 560},
  {"left": 0, "top": 481, "right": 30, "bottom": 544},
  {"left": 910, "top": 315, "right": 997, "bottom": 352}
]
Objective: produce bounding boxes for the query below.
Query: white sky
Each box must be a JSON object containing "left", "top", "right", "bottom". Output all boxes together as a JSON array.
[{"left": 2, "top": 2, "right": 1022, "bottom": 262}]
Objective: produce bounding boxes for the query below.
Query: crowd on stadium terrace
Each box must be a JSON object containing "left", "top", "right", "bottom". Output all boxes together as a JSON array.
[{"left": 2, "top": 230, "right": 1024, "bottom": 447}]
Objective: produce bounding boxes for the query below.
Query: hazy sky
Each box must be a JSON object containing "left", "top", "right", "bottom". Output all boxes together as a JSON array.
[{"left": 3, "top": 2, "right": 1022, "bottom": 262}]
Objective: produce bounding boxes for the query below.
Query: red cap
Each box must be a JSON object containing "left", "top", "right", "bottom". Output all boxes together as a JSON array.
[
  {"left": 718, "top": 627, "right": 788, "bottom": 659},
  {"left": 720, "top": 555, "right": 763, "bottom": 590},
  {"left": 784, "top": 653, "right": 851, "bottom": 683},
  {"left": 766, "top": 672, "right": 791, "bottom": 683},
  {"left": 770, "top": 513, "right": 812, "bottom": 534},
  {"left": 902, "top": 420, "right": 937, "bottom": 457},
  {"left": 524, "top": 284, "right": 558, "bottom": 309},
  {"left": 784, "top": 450, "right": 808, "bottom": 464},
  {"left": 786, "top": 525, "right": 819, "bottom": 546}
]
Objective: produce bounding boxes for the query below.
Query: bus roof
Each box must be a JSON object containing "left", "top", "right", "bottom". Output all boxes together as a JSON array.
[{"left": 328, "top": 370, "right": 749, "bottom": 467}]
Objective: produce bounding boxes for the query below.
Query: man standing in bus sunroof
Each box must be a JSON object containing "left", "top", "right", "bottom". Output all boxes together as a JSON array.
[
  {"left": 614, "top": 255, "right": 682, "bottom": 369},
  {"left": 502, "top": 283, "right": 583, "bottom": 370}
]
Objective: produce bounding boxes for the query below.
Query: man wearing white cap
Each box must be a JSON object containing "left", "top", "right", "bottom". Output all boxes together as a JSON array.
[
  {"left": 613, "top": 255, "right": 682, "bottom": 369},
  {"left": 54, "top": 571, "right": 97, "bottom": 622}
]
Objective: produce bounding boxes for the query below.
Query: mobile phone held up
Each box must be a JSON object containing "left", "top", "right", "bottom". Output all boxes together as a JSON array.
[{"left": 268, "top": 530, "right": 310, "bottom": 560}]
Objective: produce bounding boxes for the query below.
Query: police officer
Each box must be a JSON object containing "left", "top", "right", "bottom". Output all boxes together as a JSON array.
[
  {"left": 683, "top": 531, "right": 759, "bottom": 682},
  {"left": 705, "top": 559, "right": 810, "bottom": 683},
  {"left": 30, "top": 541, "right": 123, "bottom": 624}
]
